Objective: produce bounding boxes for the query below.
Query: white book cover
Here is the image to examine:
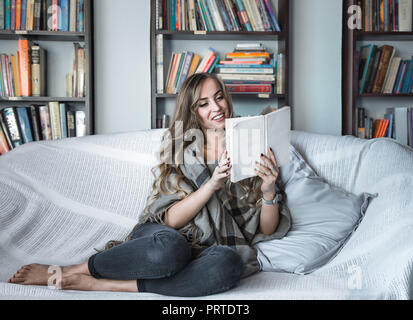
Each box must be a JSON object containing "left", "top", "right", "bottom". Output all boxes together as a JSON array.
[
  {"left": 75, "top": 110, "right": 86, "bottom": 137},
  {"left": 156, "top": 34, "right": 164, "bottom": 94},
  {"left": 399, "top": 0, "right": 412, "bottom": 31},
  {"left": 226, "top": 106, "right": 291, "bottom": 183},
  {"left": 248, "top": 0, "right": 265, "bottom": 31}
]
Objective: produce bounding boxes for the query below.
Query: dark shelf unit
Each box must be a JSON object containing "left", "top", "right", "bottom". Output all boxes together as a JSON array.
[
  {"left": 342, "top": 0, "right": 413, "bottom": 136},
  {"left": 150, "top": 0, "right": 290, "bottom": 129},
  {"left": 0, "top": 0, "right": 94, "bottom": 135}
]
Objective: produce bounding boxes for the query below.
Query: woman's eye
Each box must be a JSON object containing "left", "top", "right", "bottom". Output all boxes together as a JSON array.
[
  {"left": 199, "top": 103, "right": 208, "bottom": 108},
  {"left": 216, "top": 96, "right": 223, "bottom": 101}
]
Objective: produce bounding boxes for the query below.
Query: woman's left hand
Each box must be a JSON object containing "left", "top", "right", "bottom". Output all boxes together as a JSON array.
[{"left": 254, "top": 148, "right": 280, "bottom": 198}]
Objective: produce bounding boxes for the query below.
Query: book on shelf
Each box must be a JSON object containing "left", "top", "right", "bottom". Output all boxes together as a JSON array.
[
  {"left": 31, "top": 44, "right": 47, "bottom": 96},
  {"left": 357, "top": 106, "right": 413, "bottom": 147},
  {"left": 69, "top": 42, "right": 86, "bottom": 98},
  {"left": 225, "top": 106, "right": 291, "bottom": 183},
  {"left": 0, "top": 0, "right": 84, "bottom": 32},
  {"left": 156, "top": 0, "right": 281, "bottom": 32},
  {"left": 164, "top": 49, "right": 216, "bottom": 94},
  {"left": 2, "top": 107, "right": 23, "bottom": 147},
  {"left": 0, "top": 103, "right": 86, "bottom": 154},
  {"left": 215, "top": 43, "right": 283, "bottom": 94},
  {"left": 357, "top": 0, "right": 412, "bottom": 32}
]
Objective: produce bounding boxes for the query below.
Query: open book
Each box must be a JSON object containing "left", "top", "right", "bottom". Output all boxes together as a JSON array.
[{"left": 225, "top": 106, "right": 291, "bottom": 183}]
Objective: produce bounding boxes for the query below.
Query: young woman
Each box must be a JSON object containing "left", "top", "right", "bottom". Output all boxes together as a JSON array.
[{"left": 8, "top": 73, "right": 291, "bottom": 297}]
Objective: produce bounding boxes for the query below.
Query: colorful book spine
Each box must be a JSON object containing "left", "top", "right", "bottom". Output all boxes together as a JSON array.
[
  {"left": 29, "top": 105, "right": 41, "bottom": 141},
  {"left": 234, "top": 0, "right": 252, "bottom": 31},
  {"left": 59, "top": 103, "right": 67, "bottom": 138},
  {"left": 18, "top": 39, "right": 32, "bottom": 96},
  {"left": 263, "top": 0, "right": 280, "bottom": 31},
  {"left": 16, "top": 107, "right": 34, "bottom": 143},
  {"left": 3, "top": 107, "right": 22, "bottom": 147},
  {"left": 76, "top": 0, "right": 84, "bottom": 32},
  {"left": 39, "top": 105, "right": 52, "bottom": 140},
  {"left": 5, "top": 0, "right": 11, "bottom": 30},
  {"left": 59, "top": 0, "right": 69, "bottom": 31}
]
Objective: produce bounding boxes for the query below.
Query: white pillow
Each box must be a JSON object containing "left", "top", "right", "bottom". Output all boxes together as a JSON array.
[{"left": 255, "top": 146, "right": 377, "bottom": 275}]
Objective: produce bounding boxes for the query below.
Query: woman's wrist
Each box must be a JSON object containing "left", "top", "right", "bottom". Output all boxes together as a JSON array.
[{"left": 262, "top": 192, "right": 276, "bottom": 201}]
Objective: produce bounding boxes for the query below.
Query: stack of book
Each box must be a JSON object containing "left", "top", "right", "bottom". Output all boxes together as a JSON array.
[
  {"left": 164, "top": 48, "right": 220, "bottom": 94},
  {"left": 0, "top": 0, "right": 85, "bottom": 32},
  {"left": 156, "top": 0, "right": 281, "bottom": 32},
  {"left": 357, "top": 106, "right": 413, "bottom": 147},
  {"left": 0, "top": 104, "right": 86, "bottom": 155},
  {"left": 356, "top": 0, "right": 412, "bottom": 32},
  {"left": 215, "top": 43, "right": 284, "bottom": 94},
  {"left": 358, "top": 44, "right": 413, "bottom": 94}
]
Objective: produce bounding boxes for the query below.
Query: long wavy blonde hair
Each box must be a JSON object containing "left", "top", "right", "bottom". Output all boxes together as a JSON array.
[{"left": 103, "top": 73, "right": 263, "bottom": 250}]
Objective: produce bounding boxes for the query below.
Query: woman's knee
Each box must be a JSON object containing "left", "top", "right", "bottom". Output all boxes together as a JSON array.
[
  {"left": 148, "top": 226, "right": 191, "bottom": 269},
  {"left": 205, "top": 246, "right": 244, "bottom": 285}
]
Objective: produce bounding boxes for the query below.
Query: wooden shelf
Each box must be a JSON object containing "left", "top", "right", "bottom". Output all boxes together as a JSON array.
[
  {"left": 0, "top": 30, "right": 86, "bottom": 42},
  {"left": 356, "top": 31, "right": 413, "bottom": 41},
  {"left": 358, "top": 93, "right": 413, "bottom": 98},
  {"left": 156, "top": 30, "right": 287, "bottom": 41},
  {"left": 0, "top": 96, "right": 86, "bottom": 103}
]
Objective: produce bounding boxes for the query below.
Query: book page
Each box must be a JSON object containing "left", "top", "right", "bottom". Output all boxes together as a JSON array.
[
  {"left": 265, "top": 107, "right": 291, "bottom": 167},
  {"left": 228, "top": 116, "right": 265, "bottom": 183}
]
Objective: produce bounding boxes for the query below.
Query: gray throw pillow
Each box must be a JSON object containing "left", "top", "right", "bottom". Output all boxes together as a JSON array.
[{"left": 255, "top": 145, "right": 377, "bottom": 275}]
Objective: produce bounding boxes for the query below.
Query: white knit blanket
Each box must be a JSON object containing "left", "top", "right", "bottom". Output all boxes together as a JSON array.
[{"left": 1, "top": 130, "right": 413, "bottom": 300}]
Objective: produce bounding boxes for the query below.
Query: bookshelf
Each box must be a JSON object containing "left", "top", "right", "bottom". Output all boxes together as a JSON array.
[
  {"left": 150, "top": 0, "right": 290, "bottom": 129},
  {"left": 0, "top": 0, "right": 94, "bottom": 154},
  {"left": 342, "top": 0, "right": 413, "bottom": 144}
]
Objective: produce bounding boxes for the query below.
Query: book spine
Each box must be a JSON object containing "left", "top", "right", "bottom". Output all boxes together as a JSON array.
[
  {"left": 234, "top": 0, "right": 252, "bottom": 31},
  {"left": 38, "top": 105, "right": 52, "bottom": 140},
  {"left": 59, "top": 0, "right": 69, "bottom": 31},
  {"left": 15, "top": 0, "right": 21, "bottom": 30},
  {"left": 33, "top": 0, "right": 41, "bottom": 30},
  {"left": 0, "top": 122, "right": 10, "bottom": 154},
  {"left": 3, "top": 107, "right": 23, "bottom": 147},
  {"left": 77, "top": 45, "right": 85, "bottom": 97},
  {"left": 207, "top": 0, "right": 226, "bottom": 31},
  {"left": 156, "top": 34, "right": 164, "bottom": 94},
  {"left": 223, "top": 0, "right": 239, "bottom": 31},
  {"left": 256, "top": 0, "right": 272, "bottom": 31},
  {"left": 215, "top": 0, "right": 232, "bottom": 31},
  {"left": 217, "top": 67, "right": 274, "bottom": 73},
  {"left": 21, "top": 0, "right": 27, "bottom": 30},
  {"left": 226, "top": 84, "right": 272, "bottom": 92},
  {"left": 69, "top": 0, "right": 76, "bottom": 31},
  {"left": 51, "top": 0, "right": 58, "bottom": 30},
  {"left": 5, "top": 54, "right": 14, "bottom": 97},
  {"left": 27, "top": 0, "right": 34, "bottom": 30},
  {"left": 263, "top": 0, "right": 280, "bottom": 31},
  {"left": 401, "top": 60, "right": 413, "bottom": 93},
  {"left": 41, "top": 0, "right": 47, "bottom": 30},
  {"left": 372, "top": 45, "right": 394, "bottom": 94},
  {"left": 48, "top": 101, "right": 61, "bottom": 139},
  {"left": 398, "top": 0, "right": 412, "bottom": 31},
  {"left": 46, "top": 0, "right": 52, "bottom": 30},
  {"left": 66, "top": 110, "right": 75, "bottom": 137},
  {"left": 11, "top": 0, "right": 15, "bottom": 31},
  {"left": 249, "top": 0, "right": 265, "bottom": 31},
  {"left": 31, "top": 45, "right": 41, "bottom": 96},
  {"left": 202, "top": 52, "right": 217, "bottom": 73},
  {"left": 1, "top": 55, "right": 10, "bottom": 96},
  {"left": 177, "top": 51, "right": 194, "bottom": 92},
  {"left": 29, "top": 105, "right": 41, "bottom": 141},
  {"left": 242, "top": 0, "right": 256, "bottom": 30},
  {"left": 16, "top": 107, "right": 34, "bottom": 143},
  {"left": 5, "top": 0, "right": 11, "bottom": 30},
  {"left": 59, "top": 103, "right": 67, "bottom": 138},
  {"left": 76, "top": 0, "right": 84, "bottom": 32},
  {"left": 208, "top": 55, "right": 219, "bottom": 73},
  {"left": 18, "top": 39, "right": 31, "bottom": 96},
  {"left": 75, "top": 110, "right": 86, "bottom": 137},
  {"left": 0, "top": 0, "right": 5, "bottom": 30},
  {"left": 0, "top": 112, "right": 13, "bottom": 149},
  {"left": 173, "top": 52, "right": 186, "bottom": 94}
]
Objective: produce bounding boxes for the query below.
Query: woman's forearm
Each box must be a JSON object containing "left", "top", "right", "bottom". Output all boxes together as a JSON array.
[
  {"left": 165, "top": 181, "right": 215, "bottom": 229},
  {"left": 259, "top": 195, "right": 280, "bottom": 235}
]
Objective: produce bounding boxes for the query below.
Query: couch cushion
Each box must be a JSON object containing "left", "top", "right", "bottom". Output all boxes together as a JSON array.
[{"left": 255, "top": 145, "right": 377, "bottom": 274}]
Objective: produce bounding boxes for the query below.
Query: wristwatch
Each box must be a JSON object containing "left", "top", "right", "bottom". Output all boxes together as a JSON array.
[{"left": 262, "top": 193, "right": 282, "bottom": 206}]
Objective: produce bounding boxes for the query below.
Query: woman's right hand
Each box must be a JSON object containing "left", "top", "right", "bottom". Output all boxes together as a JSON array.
[{"left": 207, "top": 150, "right": 231, "bottom": 192}]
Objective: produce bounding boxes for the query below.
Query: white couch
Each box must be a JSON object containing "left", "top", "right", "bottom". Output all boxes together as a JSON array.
[{"left": 1, "top": 130, "right": 412, "bottom": 300}]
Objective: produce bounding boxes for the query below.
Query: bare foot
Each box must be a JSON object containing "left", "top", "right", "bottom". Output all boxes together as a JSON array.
[
  {"left": 59, "top": 274, "right": 138, "bottom": 292},
  {"left": 8, "top": 262, "right": 90, "bottom": 286}
]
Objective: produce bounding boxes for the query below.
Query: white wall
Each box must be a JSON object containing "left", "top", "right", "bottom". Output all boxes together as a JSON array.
[
  {"left": 94, "top": 0, "right": 343, "bottom": 135},
  {"left": 291, "top": 0, "right": 342, "bottom": 136},
  {"left": 94, "top": 0, "right": 151, "bottom": 134}
]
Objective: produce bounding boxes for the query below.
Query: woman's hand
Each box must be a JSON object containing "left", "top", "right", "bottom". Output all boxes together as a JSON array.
[
  {"left": 206, "top": 150, "right": 231, "bottom": 192},
  {"left": 254, "top": 148, "right": 280, "bottom": 199}
]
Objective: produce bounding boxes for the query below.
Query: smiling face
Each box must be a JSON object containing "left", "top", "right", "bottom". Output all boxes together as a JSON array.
[{"left": 196, "top": 78, "right": 230, "bottom": 132}]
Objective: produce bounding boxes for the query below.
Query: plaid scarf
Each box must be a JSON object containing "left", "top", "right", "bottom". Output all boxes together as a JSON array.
[{"left": 140, "top": 138, "right": 291, "bottom": 278}]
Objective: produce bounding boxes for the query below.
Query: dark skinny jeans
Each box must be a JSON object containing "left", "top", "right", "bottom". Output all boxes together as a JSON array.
[{"left": 88, "top": 222, "right": 244, "bottom": 297}]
